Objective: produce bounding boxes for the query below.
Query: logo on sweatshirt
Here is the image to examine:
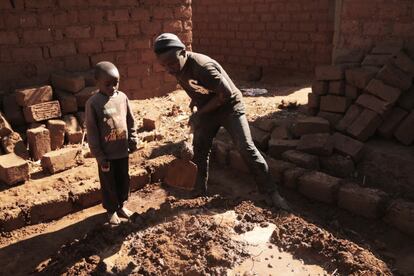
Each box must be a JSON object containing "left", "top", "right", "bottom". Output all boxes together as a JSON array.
[{"left": 188, "top": 79, "right": 209, "bottom": 95}]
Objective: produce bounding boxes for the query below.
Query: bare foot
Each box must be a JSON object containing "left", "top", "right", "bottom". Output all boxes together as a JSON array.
[
  {"left": 108, "top": 212, "right": 121, "bottom": 225},
  {"left": 118, "top": 207, "right": 133, "bottom": 219}
]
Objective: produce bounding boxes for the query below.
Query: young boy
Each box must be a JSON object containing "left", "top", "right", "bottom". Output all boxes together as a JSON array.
[
  {"left": 153, "top": 33, "right": 290, "bottom": 210},
  {"left": 85, "top": 61, "right": 138, "bottom": 225}
]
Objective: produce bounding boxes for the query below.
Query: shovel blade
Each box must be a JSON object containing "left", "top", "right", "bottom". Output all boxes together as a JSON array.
[{"left": 165, "top": 159, "right": 198, "bottom": 191}]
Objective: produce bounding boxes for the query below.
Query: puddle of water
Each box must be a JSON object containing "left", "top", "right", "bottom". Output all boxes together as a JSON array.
[{"left": 213, "top": 211, "right": 328, "bottom": 276}]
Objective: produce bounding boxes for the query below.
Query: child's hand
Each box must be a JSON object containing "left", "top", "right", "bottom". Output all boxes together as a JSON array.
[{"left": 100, "top": 160, "right": 110, "bottom": 172}]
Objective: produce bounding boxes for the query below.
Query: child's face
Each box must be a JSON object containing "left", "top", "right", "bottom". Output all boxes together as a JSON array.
[{"left": 96, "top": 73, "right": 119, "bottom": 96}]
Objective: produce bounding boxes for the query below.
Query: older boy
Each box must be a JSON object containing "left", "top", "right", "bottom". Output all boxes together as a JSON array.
[
  {"left": 153, "top": 33, "right": 290, "bottom": 210},
  {"left": 85, "top": 61, "right": 138, "bottom": 224}
]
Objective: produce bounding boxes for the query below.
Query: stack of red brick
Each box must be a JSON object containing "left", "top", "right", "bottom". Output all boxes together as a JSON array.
[
  {"left": 0, "top": 71, "right": 99, "bottom": 185},
  {"left": 309, "top": 43, "right": 414, "bottom": 145},
  {"left": 211, "top": 117, "right": 414, "bottom": 236}
]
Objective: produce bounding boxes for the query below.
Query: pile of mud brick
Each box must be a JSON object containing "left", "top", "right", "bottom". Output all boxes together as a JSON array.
[
  {"left": 308, "top": 42, "right": 414, "bottom": 146},
  {"left": 0, "top": 71, "right": 98, "bottom": 185},
  {"left": 210, "top": 116, "right": 414, "bottom": 236}
]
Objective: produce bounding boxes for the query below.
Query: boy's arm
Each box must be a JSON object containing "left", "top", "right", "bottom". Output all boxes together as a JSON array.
[
  {"left": 85, "top": 101, "right": 106, "bottom": 164},
  {"left": 196, "top": 63, "right": 232, "bottom": 116},
  {"left": 126, "top": 97, "right": 138, "bottom": 152}
]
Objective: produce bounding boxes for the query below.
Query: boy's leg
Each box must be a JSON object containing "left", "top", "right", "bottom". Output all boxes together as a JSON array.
[
  {"left": 113, "top": 157, "right": 130, "bottom": 208},
  {"left": 192, "top": 118, "right": 220, "bottom": 194},
  {"left": 222, "top": 113, "right": 275, "bottom": 193},
  {"left": 222, "top": 113, "right": 290, "bottom": 210},
  {"left": 98, "top": 161, "right": 120, "bottom": 213}
]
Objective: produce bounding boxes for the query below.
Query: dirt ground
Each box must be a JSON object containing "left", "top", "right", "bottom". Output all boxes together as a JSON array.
[{"left": 0, "top": 76, "right": 413, "bottom": 276}]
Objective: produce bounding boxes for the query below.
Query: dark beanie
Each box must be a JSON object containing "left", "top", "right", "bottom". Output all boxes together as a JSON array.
[{"left": 154, "top": 33, "right": 185, "bottom": 54}]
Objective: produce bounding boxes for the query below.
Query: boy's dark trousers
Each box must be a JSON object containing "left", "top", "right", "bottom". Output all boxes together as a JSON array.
[
  {"left": 192, "top": 109, "right": 277, "bottom": 194},
  {"left": 98, "top": 157, "right": 130, "bottom": 213}
]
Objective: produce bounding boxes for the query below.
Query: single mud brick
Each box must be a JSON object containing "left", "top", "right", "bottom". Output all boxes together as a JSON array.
[
  {"left": 63, "top": 114, "right": 83, "bottom": 144},
  {"left": 30, "top": 194, "right": 73, "bottom": 224},
  {"left": 229, "top": 150, "right": 249, "bottom": 173},
  {"left": 143, "top": 114, "right": 160, "bottom": 131},
  {"left": 378, "top": 107, "right": 408, "bottom": 139},
  {"left": 41, "top": 147, "right": 78, "bottom": 174},
  {"left": 362, "top": 54, "right": 392, "bottom": 67},
  {"left": 376, "top": 64, "right": 412, "bottom": 91},
  {"left": 3, "top": 94, "right": 25, "bottom": 126},
  {"left": 75, "top": 86, "right": 99, "bottom": 108},
  {"left": 320, "top": 154, "right": 355, "bottom": 178},
  {"left": 250, "top": 125, "right": 270, "bottom": 151},
  {"left": 384, "top": 199, "right": 414, "bottom": 235},
  {"left": 0, "top": 153, "right": 29, "bottom": 185},
  {"left": 311, "top": 80, "right": 328, "bottom": 95},
  {"left": 253, "top": 118, "right": 276, "bottom": 132},
  {"left": 76, "top": 70, "right": 96, "bottom": 86},
  {"left": 398, "top": 87, "right": 414, "bottom": 110},
  {"left": 320, "top": 95, "right": 351, "bottom": 113},
  {"left": 307, "top": 93, "right": 320, "bottom": 109},
  {"left": 297, "top": 133, "right": 333, "bottom": 156},
  {"left": 347, "top": 109, "right": 382, "bottom": 141},
  {"left": 130, "top": 168, "right": 150, "bottom": 191},
  {"left": 23, "top": 100, "right": 62, "bottom": 123},
  {"left": 0, "top": 112, "right": 13, "bottom": 137},
  {"left": 355, "top": 94, "right": 390, "bottom": 115},
  {"left": 15, "top": 85, "right": 53, "bottom": 107},
  {"left": 212, "top": 140, "right": 229, "bottom": 166},
  {"left": 333, "top": 48, "right": 365, "bottom": 64},
  {"left": 267, "top": 158, "right": 296, "bottom": 182},
  {"left": 305, "top": 107, "right": 317, "bottom": 116},
  {"left": 283, "top": 167, "right": 308, "bottom": 189},
  {"left": 336, "top": 105, "right": 363, "bottom": 132},
  {"left": 51, "top": 72, "right": 85, "bottom": 93},
  {"left": 0, "top": 208, "right": 25, "bottom": 232},
  {"left": 267, "top": 139, "right": 298, "bottom": 159},
  {"left": 298, "top": 171, "right": 340, "bottom": 204},
  {"left": 315, "top": 65, "right": 346, "bottom": 81},
  {"left": 70, "top": 182, "right": 101, "bottom": 209},
  {"left": 1, "top": 132, "right": 29, "bottom": 159},
  {"left": 332, "top": 132, "right": 364, "bottom": 161},
  {"left": 392, "top": 51, "right": 414, "bottom": 76},
  {"left": 54, "top": 89, "right": 78, "bottom": 114},
  {"left": 145, "top": 155, "right": 175, "bottom": 182},
  {"left": 76, "top": 111, "right": 86, "bottom": 129},
  {"left": 27, "top": 126, "right": 51, "bottom": 160},
  {"left": 271, "top": 125, "right": 290, "bottom": 140},
  {"left": 282, "top": 150, "right": 319, "bottom": 170},
  {"left": 328, "top": 80, "right": 345, "bottom": 95},
  {"left": 291, "top": 117, "right": 330, "bottom": 137},
  {"left": 345, "top": 67, "right": 378, "bottom": 89},
  {"left": 165, "top": 159, "right": 198, "bottom": 191},
  {"left": 338, "top": 183, "right": 388, "bottom": 219},
  {"left": 345, "top": 84, "right": 360, "bottom": 100},
  {"left": 365, "top": 79, "right": 401, "bottom": 104},
  {"left": 394, "top": 111, "right": 414, "bottom": 145},
  {"left": 47, "top": 119, "right": 66, "bottom": 150},
  {"left": 317, "top": 111, "right": 343, "bottom": 127},
  {"left": 372, "top": 41, "right": 403, "bottom": 55}
]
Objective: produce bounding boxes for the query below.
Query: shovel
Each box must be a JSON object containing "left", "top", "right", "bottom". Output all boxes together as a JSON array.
[{"left": 164, "top": 127, "right": 198, "bottom": 191}]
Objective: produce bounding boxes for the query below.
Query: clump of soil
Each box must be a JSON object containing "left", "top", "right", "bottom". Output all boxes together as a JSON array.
[
  {"left": 271, "top": 215, "right": 392, "bottom": 275},
  {"left": 123, "top": 213, "right": 247, "bottom": 275}
]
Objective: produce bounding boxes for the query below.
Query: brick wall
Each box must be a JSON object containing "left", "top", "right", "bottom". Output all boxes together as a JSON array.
[
  {"left": 0, "top": 0, "right": 192, "bottom": 99},
  {"left": 336, "top": 0, "right": 414, "bottom": 53},
  {"left": 192, "top": 0, "right": 335, "bottom": 77}
]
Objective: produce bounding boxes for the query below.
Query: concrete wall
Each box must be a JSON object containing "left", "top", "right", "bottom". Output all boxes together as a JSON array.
[
  {"left": 0, "top": 0, "right": 192, "bottom": 99},
  {"left": 192, "top": 0, "right": 335, "bottom": 77}
]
